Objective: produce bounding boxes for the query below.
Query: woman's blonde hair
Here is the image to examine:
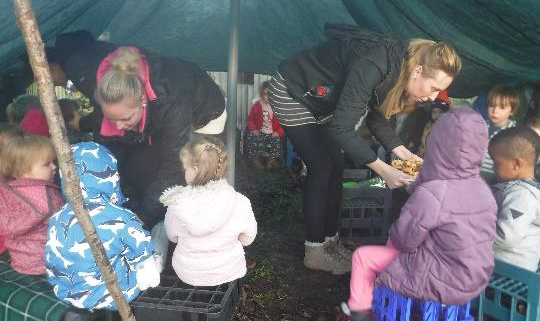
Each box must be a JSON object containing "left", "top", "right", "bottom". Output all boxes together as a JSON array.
[
  {"left": 487, "top": 85, "right": 519, "bottom": 114},
  {"left": 0, "top": 134, "right": 56, "bottom": 178},
  {"left": 379, "top": 39, "right": 461, "bottom": 119},
  {"left": 95, "top": 47, "right": 144, "bottom": 107},
  {"left": 179, "top": 136, "right": 228, "bottom": 186}
]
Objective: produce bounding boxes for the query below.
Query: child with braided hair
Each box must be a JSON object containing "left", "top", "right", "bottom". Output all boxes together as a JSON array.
[{"left": 160, "top": 136, "right": 257, "bottom": 286}]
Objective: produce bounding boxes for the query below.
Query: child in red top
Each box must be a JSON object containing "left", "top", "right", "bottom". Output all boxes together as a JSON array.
[
  {"left": 246, "top": 81, "right": 285, "bottom": 168},
  {"left": 0, "top": 134, "right": 64, "bottom": 274}
]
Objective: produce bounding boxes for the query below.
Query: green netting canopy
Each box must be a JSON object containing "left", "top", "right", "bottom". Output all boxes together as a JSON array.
[{"left": 1, "top": 0, "right": 539, "bottom": 97}]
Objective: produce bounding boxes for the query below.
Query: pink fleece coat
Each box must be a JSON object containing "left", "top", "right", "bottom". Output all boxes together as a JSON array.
[
  {"left": 0, "top": 179, "right": 64, "bottom": 274},
  {"left": 161, "top": 179, "right": 257, "bottom": 286}
]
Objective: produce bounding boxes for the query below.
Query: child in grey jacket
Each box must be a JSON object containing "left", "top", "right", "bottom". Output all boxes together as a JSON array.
[{"left": 489, "top": 127, "right": 540, "bottom": 271}]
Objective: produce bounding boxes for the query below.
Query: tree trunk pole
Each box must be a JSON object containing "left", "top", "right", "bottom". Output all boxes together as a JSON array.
[{"left": 13, "top": 1, "right": 136, "bottom": 320}]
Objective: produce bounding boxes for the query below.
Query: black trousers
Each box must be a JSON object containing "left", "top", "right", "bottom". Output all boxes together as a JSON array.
[{"left": 282, "top": 123, "right": 344, "bottom": 243}]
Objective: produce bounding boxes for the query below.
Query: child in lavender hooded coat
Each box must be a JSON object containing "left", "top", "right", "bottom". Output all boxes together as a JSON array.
[{"left": 343, "top": 108, "right": 497, "bottom": 321}]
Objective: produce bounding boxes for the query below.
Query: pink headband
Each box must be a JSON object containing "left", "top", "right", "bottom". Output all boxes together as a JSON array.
[{"left": 96, "top": 46, "right": 157, "bottom": 101}]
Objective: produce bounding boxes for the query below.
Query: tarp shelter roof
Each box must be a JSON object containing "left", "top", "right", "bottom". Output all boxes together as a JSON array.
[{"left": 1, "top": 0, "right": 539, "bottom": 96}]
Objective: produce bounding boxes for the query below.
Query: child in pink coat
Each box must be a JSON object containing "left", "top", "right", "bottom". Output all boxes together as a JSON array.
[
  {"left": 0, "top": 134, "right": 64, "bottom": 275},
  {"left": 0, "top": 123, "right": 24, "bottom": 256},
  {"left": 161, "top": 136, "right": 257, "bottom": 286}
]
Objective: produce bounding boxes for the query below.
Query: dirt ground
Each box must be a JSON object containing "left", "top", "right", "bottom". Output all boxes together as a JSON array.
[{"left": 234, "top": 161, "right": 352, "bottom": 321}]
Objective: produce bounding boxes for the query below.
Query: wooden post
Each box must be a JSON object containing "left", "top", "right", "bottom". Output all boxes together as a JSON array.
[{"left": 13, "top": 1, "right": 136, "bottom": 320}]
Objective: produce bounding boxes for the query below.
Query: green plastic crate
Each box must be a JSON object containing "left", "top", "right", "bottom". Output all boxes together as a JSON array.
[{"left": 473, "top": 260, "right": 540, "bottom": 321}]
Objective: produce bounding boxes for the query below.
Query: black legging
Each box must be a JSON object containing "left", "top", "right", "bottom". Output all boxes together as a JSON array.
[{"left": 283, "top": 123, "right": 344, "bottom": 243}]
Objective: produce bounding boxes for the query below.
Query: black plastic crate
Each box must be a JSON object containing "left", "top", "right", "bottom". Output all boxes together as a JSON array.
[
  {"left": 131, "top": 276, "right": 241, "bottom": 321},
  {"left": 339, "top": 186, "right": 392, "bottom": 245}
]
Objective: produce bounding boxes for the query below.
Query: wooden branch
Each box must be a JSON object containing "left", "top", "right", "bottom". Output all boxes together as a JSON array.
[{"left": 12, "top": 1, "right": 136, "bottom": 320}]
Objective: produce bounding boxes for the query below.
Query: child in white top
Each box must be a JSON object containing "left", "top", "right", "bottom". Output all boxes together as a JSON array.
[{"left": 160, "top": 136, "right": 257, "bottom": 286}]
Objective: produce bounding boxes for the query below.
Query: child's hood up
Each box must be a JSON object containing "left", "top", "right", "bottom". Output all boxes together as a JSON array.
[
  {"left": 62, "top": 142, "right": 127, "bottom": 205},
  {"left": 160, "top": 180, "right": 248, "bottom": 236},
  {"left": 414, "top": 107, "right": 488, "bottom": 185}
]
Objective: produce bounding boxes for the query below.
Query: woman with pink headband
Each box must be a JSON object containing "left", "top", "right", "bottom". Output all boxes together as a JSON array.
[{"left": 55, "top": 32, "right": 226, "bottom": 229}]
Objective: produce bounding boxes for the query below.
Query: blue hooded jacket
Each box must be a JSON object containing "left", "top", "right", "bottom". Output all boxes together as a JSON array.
[{"left": 45, "top": 142, "right": 154, "bottom": 309}]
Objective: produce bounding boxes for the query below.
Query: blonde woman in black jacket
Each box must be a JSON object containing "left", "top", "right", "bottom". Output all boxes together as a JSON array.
[
  {"left": 268, "top": 24, "right": 461, "bottom": 274},
  {"left": 55, "top": 32, "right": 225, "bottom": 230}
]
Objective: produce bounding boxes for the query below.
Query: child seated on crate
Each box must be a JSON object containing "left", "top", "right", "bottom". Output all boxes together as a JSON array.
[
  {"left": 161, "top": 136, "right": 257, "bottom": 286},
  {"left": 46, "top": 142, "right": 162, "bottom": 310},
  {"left": 0, "top": 134, "right": 65, "bottom": 275},
  {"left": 489, "top": 127, "right": 540, "bottom": 271},
  {"left": 341, "top": 108, "right": 497, "bottom": 321},
  {"left": 245, "top": 81, "right": 285, "bottom": 169}
]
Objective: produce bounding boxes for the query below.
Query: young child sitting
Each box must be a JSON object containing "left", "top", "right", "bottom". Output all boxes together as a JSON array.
[
  {"left": 46, "top": 142, "right": 160, "bottom": 310},
  {"left": 0, "top": 123, "right": 23, "bottom": 256},
  {"left": 161, "top": 136, "right": 257, "bottom": 286},
  {"left": 489, "top": 127, "right": 540, "bottom": 271},
  {"left": 417, "top": 98, "right": 450, "bottom": 157},
  {"left": 342, "top": 108, "right": 497, "bottom": 321},
  {"left": 480, "top": 85, "right": 518, "bottom": 184},
  {"left": 246, "top": 81, "right": 285, "bottom": 169},
  {"left": 0, "top": 134, "right": 64, "bottom": 275}
]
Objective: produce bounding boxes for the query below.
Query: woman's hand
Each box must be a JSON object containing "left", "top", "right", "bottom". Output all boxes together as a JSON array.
[
  {"left": 251, "top": 130, "right": 260, "bottom": 135},
  {"left": 367, "top": 159, "right": 415, "bottom": 189},
  {"left": 271, "top": 132, "right": 279, "bottom": 138},
  {"left": 392, "top": 145, "right": 423, "bottom": 163}
]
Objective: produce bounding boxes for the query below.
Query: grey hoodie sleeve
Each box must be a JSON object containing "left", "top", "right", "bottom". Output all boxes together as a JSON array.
[{"left": 495, "top": 185, "right": 538, "bottom": 249}]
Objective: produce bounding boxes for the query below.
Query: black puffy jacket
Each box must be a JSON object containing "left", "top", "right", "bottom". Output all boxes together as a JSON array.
[{"left": 57, "top": 38, "right": 225, "bottom": 227}]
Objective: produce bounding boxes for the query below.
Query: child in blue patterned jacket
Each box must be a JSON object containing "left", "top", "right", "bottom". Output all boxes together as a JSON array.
[{"left": 45, "top": 142, "right": 161, "bottom": 310}]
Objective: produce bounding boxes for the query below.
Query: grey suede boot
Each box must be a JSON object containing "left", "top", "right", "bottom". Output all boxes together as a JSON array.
[
  {"left": 326, "top": 234, "right": 353, "bottom": 263},
  {"left": 303, "top": 241, "right": 351, "bottom": 275}
]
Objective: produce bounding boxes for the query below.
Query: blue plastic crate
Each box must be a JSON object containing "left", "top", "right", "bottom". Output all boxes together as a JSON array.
[
  {"left": 473, "top": 260, "right": 540, "bottom": 321},
  {"left": 373, "top": 286, "right": 472, "bottom": 321},
  {"left": 131, "top": 276, "right": 241, "bottom": 321}
]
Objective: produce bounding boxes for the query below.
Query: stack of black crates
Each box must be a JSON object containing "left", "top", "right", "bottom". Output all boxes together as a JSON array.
[{"left": 339, "top": 169, "right": 392, "bottom": 245}]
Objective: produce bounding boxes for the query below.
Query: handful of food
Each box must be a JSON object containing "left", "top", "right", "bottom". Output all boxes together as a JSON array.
[{"left": 391, "top": 159, "right": 422, "bottom": 177}]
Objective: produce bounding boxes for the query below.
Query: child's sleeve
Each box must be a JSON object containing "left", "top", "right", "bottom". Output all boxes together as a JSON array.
[
  {"left": 389, "top": 186, "right": 441, "bottom": 252},
  {"left": 495, "top": 186, "right": 537, "bottom": 249},
  {"left": 120, "top": 212, "right": 154, "bottom": 265},
  {"left": 238, "top": 196, "right": 257, "bottom": 246},
  {"left": 164, "top": 209, "right": 181, "bottom": 243},
  {"left": 246, "top": 102, "right": 260, "bottom": 132}
]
